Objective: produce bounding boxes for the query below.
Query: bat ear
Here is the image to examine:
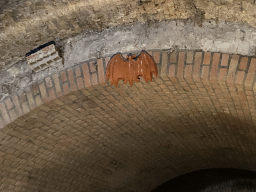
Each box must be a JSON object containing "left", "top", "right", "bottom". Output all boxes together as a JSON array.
[
  {"left": 141, "top": 50, "right": 149, "bottom": 55},
  {"left": 110, "top": 52, "right": 123, "bottom": 60}
]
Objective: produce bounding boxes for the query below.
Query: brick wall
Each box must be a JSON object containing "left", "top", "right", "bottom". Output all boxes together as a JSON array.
[{"left": 0, "top": 50, "right": 256, "bottom": 191}]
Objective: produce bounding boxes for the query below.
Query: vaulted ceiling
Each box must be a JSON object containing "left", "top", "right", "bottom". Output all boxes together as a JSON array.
[{"left": 1, "top": 1, "right": 256, "bottom": 192}]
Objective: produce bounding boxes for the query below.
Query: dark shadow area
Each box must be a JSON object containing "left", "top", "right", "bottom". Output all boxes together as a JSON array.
[
  {"left": 25, "top": 41, "right": 55, "bottom": 57},
  {"left": 152, "top": 168, "right": 256, "bottom": 192}
]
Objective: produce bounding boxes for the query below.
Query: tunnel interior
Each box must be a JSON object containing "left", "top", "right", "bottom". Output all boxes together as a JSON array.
[
  {"left": 0, "top": 0, "right": 256, "bottom": 191},
  {"left": 153, "top": 168, "right": 256, "bottom": 191}
]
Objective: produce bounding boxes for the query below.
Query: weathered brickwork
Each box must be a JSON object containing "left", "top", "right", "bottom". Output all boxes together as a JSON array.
[{"left": 1, "top": 50, "right": 256, "bottom": 191}]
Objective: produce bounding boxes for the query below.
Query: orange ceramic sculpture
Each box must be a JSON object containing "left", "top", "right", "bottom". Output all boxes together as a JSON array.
[{"left": 106, "top": 51, "right": 158, "bottom": 87}]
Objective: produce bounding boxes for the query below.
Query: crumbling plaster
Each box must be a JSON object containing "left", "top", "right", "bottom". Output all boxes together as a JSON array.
[
  {"left": 0, "top": 0, "right": 256, "bottom": 69},
  {"left": 64, "top": 20, "right": 256, "bottom": 68}
]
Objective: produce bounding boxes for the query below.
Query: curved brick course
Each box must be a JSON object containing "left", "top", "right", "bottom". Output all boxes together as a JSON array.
[
  {"left": 1, "top": 50, "right": 256, "bottom": 191},
  {"left": 1, "top": 50, "right": 256, "bottom": 128}
]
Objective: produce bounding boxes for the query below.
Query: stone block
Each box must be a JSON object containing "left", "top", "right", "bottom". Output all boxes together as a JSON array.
[{"left": 26, "top": 43, "right": 63, "bottom": 73}]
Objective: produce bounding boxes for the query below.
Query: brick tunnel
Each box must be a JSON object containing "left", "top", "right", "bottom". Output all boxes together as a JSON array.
[{"left": 1, "top": 0, "right": 256, "bottom": 192}]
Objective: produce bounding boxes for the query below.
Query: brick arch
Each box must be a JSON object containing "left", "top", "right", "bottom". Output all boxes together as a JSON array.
[
  {"left": 1, "top": 50, "right": 256, "bottom": 191},
  {"left": 1, "top": 50, "right": 256, "bottom": 128}
]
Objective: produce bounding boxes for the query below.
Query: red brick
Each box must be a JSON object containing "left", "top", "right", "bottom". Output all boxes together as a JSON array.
[
  {"left": 82, "top": 63, "right": 91, "bottom": 87},
  {"left": 186, "top": 51, "right": 194, "bottom": 64},
  {"left": 238, "top": 91, "right": 248, "bottom": 103},
  {"left": 31, "top": 84, "right": 40, "bottom": 95},
  {"left": 67, "top": 68, "right": 77, "bottom": 92},
  {"left": 0, "top": 102, "right": 11, "bottom": 125},
  {"left": 210, "top": 53, "right": 220, "bottom": 80},
  {"left": 45, "top": 77, "right": 53, "bottom": 88},
  {"left": 21, "top": 102, "right": 30, "bottom": 114},
  {"left": 19, "top": 92, "right": 27, "bottom": 103},
  {"left": 227, "top": 55, "right": 239, "bottom": 80},
  {"left": 170, "top": 51, "right": 177, "bottom": 63},
  {"left": 9, "top": 109, "right": 18, "bottom": 122},
  {"left": 218, "top": 68, "right": 228, "bottom": 81},
  {"left": 77, "top": 77, "right": 84, "bottom": 90},
  {"left": 52, "top": 74, "right": 62, "bottom": 97},
  {"left": 4, "top": 97, "right": 13, "bottom": 110},
  {"left": 35, "top": 95, "right": 43, "bottom": 107},
  {"left": 60, "top": 71, "right": 68, "bottom": 82},
  {"left": 235, "top": 71, "right": 245, "bottom": 84},
  {"left": 203, "top": 52, "right": 211, "bottom": 65},
  {"left": 39, "top": 82, "right": 48, "bottom": 101},
  {"left": 184, "top": 65, "right": 194, "bottom": 84},
  {"left": 91, "top": 73, "right": 98, "bottom": 86},
  {"left": 202, "top": 66, "right": 209, "bottom": 80},
  {"left": 63, "top": 83, "right": 70, "bottom": 95},
  {"left": 239, "top": 57, "right": 248, "bottom": 71},
  {"left": 168, "top": 64, "right": 178, "bottom": 83},
  {"left": 25, "top": 87, "right": 36, "bottom": 110},
  {"left": 161, "top": 52, "right": 168, "bottom": 77},
  {"left": 97, "top": 58, "right": 105, "bottom": 84},
  {"left": 153, "top": 52, "right": 160, "bottom": 63},
  {"left": 177, "top": 52, "right": 185, "bottom": 80},
  {"left": 48, "top": 88, "right": 56, "bottom": 101},
  {"left": 89, "top": 61, "right": 97, "bottom": 72},
  {"left": 11, "top": 94, "right": 23, "bottom": 117},
  {"left": 169, "top": 64, "right": 175, "bottom": 77},
  {"left": 221, "top": 54, "right": 229, "bottom": 67},
  {"left": 75, "top": 66, "right": 82, "bottom": 77},
  {"left": 184, "top": 65, "right": 192, "bottom": 79},
  {"left": 245, "top": 58, "right": 256, "bottom": 87},
  {"left": 193, "top": 52, "right": 202, "bottom": 81},
  {"left": 0, "top": 117, "right": 4, "bottom": 129}
]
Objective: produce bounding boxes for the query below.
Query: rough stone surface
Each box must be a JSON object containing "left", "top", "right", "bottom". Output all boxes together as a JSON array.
[
  {"left": 0, "top": 0, "right": 256, "bottom": 70},
  {"left": 64, "top": 21, "right": 256, "bottom": 67},
  {"left": 0, "top": 60, "right": 31, "bottom": 101}
]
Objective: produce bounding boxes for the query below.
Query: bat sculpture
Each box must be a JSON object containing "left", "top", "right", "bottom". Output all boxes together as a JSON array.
[{"left": 106, "top": 51, "right": 158, "bottom": 87}]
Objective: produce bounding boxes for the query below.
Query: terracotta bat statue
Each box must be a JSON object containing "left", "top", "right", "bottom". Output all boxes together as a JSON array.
[{"left": 106, "top": 51, "right": 158, "bottom": 87}]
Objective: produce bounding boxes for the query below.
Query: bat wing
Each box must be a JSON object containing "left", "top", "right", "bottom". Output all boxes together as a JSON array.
[
  {"left": 106, "top": 53, "right": 127, "bottom": 87},
  {"left": 135, "top": 51, "right": 158, "bottom": 83}
]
